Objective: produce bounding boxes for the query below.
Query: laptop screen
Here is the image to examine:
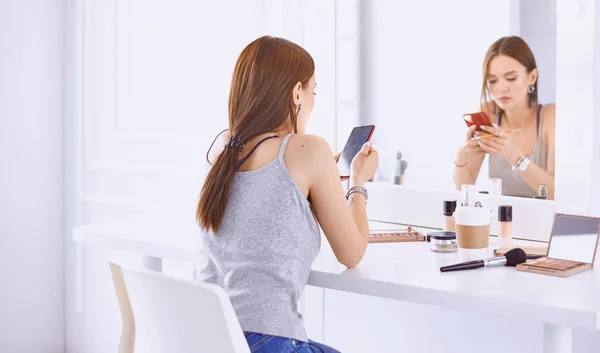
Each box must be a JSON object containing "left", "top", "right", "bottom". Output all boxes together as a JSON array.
[{"left": 547, "top": 214, "right": 600, "bottom": 264}]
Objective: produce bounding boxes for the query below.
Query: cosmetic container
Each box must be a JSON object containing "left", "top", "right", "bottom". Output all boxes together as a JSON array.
[
  {"left": 498, "top": 205, "right": 513, "bottom": 246},
  {"left": 490, "top": 178, "right": 502, "bottom": 195},
  {"left": 537, "top": 184, "right": 548, "bottom": 199},
  {"left": 429, "top": 231, "right": 457, "bottom": 253},
  {"left": 443, "top": 200, "right": 457, "bottom": 232}
]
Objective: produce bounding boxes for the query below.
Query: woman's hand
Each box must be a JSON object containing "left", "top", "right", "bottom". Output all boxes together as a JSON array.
[
  {"left": 455, "top": 125, "right": 482, "bottom": 165},
  {"left": 334, "top": 152, "right": 341, "bottom": 163},
  {"left": 350, "top": 142, "right": 379, "bottom": 185},
  {"left": 477, "top": 125, "right": 523, "bottom": 165},
  {"left": 334, "top": 152, "right": 349, "bottom": 181}
]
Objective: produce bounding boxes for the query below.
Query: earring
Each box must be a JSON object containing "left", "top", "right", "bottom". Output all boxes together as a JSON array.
[
  {"left": 296, "top": 103, "right": 302, "bottom": 116},
  {"left": 528, "top": 84, "right": 535, "bottom": 94}
]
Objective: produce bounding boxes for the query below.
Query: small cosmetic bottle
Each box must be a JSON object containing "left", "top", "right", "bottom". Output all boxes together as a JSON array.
[
  {"left": 490, "top": 178, "right": 503, "bottom": 195},
  {"left": 460, "top": 184, "right": 478, "bottom": 207},
  {"left": 538, "top": 184, "right": 548, "bottom": 199},
  {"left": 443, "top": 200, "right": 457, "bottom": 232},
  {"left": 498, "top": 205, "right": 513, "bottom": 246}
]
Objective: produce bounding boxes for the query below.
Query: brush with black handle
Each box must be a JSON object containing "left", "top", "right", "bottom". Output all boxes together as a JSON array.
[{"left": 440, "top": 248, "right": 527, "bottom": 272}]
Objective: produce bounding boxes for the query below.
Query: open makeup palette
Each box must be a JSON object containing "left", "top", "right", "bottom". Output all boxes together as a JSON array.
[
  {"left": 368, "top": 227, "right": 426, "bottom": 243},
  {"left": 516, "top": 213, "right": 600, "bottom": 277}
]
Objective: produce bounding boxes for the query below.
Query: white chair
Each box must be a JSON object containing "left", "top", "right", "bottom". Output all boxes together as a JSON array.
[{"left": 109, "top": 262, "right": 251, "bottom": 353}]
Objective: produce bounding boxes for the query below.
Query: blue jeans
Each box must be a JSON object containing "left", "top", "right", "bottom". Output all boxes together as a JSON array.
[{"left": 244, "top": 332, "right": 341, "bottom": 353}]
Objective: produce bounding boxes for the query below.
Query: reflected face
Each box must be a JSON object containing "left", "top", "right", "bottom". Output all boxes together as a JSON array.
[
  {"left": 486, "top": 55, "right": 536, "bottom": 111},
  {"left": 296, "top": 75, "right": 317, "bottom": 134}
]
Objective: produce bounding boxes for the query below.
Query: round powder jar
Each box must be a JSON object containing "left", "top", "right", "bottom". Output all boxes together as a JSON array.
[{"left": 428, "top": 231, "right": 457, "bottom": 253}]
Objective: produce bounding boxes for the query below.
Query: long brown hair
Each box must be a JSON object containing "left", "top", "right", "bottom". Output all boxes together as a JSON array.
[
  {"left": 480, "top": 36, "right": 538, "bottom": 114},
  {"left": 196, "top": 36, "right": 315, "bottom": 233}
]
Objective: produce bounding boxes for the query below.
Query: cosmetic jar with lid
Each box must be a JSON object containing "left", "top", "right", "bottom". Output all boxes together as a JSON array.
[{"left": 428, "top": 231, "right": 457, "bottom": 253}]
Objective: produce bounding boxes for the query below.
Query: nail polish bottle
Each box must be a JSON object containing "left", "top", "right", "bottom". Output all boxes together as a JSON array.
[
  {"left": 498, "top": 205, "right": 513, "bottom": 246},
  {"left": 538, "top": 184, "right": 548, "bottom": 199},
  {"left": 443, "top": 200, "right": 457, "bottom": 232}
]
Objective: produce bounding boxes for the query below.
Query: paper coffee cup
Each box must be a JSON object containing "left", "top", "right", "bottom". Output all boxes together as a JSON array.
[{"left": 453, "top": 206, "right": 491, "bottom": 250}]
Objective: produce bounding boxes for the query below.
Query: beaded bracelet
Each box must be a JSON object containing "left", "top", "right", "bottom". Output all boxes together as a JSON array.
[{"left": 346, "top": 185, "right": 368, "bottom": 203}]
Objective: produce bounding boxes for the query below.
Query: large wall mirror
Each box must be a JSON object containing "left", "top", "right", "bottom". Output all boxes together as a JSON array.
[{"left": 336, "top": 0, "right": 558, "bottom": 200}]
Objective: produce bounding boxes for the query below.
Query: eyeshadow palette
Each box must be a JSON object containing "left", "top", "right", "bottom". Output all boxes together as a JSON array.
[
  {"left": 516, "top": 213, "right": 600, "bottom": 277},
  {"left": 369, "top": 227, "right": 426, "bottom": 243}
]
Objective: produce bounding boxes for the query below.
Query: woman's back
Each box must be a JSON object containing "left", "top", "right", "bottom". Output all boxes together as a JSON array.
[{"left": 196, "top": 134, "right": 321, "bottom": 342}]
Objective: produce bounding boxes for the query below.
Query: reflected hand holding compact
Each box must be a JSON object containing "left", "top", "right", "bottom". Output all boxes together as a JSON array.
[{"left": 463, "top": 112, "right": 494, "bottom": 140}]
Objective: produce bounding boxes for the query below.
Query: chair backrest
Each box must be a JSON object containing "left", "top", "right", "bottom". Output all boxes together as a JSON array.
[{"left": 109, "top": 262, "right": 250, "bottom": 353}]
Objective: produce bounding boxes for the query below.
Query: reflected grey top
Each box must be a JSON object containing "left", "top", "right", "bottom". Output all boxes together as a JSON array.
[
  {"left": 195, "top": 134, "right": 321, "bottom": 342},
  {"left": 489, "top": 104, "right": 548, "bottom": 198}
]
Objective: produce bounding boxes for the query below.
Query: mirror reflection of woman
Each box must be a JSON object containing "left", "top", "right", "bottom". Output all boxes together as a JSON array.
[{"left": 453, "top": 36, "right": 556, "bottom": 199}]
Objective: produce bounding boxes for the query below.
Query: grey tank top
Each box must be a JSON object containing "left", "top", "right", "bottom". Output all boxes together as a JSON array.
[
  {"left": 195, "top": 133, "right": 321, "bottom": 342},
  {"left": 489, "top": 104, "right": 548, "bottom": 198}
]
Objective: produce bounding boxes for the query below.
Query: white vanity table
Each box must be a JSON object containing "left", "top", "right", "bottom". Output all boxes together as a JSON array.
[{"left": 73, "top": 209, "right": 600, "bottom": 353}]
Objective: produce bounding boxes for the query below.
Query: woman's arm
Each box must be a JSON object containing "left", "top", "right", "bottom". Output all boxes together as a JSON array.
[
  {"left": 520, "top": 104, "right": 556, "bottom": 199},
  {"left": 542, "top": 105, "right": 556, "bottom": 199},
  {"left": 453, "top": 150, "right": 486, "bottom": 190},
  {"left": 304, "top": 136, "right": 376, "bottom": 268},
  {"left": 479, "top": 105, "right": 556, "bottom": 199},
  {"left": 453, "top": 125, "right": 486, "bottom": 190}
]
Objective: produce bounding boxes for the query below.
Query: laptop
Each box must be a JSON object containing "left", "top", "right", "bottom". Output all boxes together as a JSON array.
[{"left": 516, "top": 213, "right": 600, "bottom": 277}]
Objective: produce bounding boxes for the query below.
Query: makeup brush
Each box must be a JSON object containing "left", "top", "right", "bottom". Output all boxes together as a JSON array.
[
  {"left": 440, "top": 248, "right": 527, "bottom": 272},
  {"left": 393, "top": 150, "right": 404, "bottom": 185},
  {"left": 394, "top": 160, "right": 408, "bottom": 185},
  {"left": 399, "top": 160, "right": 408, "bottom": 185}
]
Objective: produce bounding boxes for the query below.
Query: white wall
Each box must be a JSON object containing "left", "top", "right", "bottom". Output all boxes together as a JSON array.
[
  {"left": 520, "top": 0, "right": 557, "bottom": 104},
  {"left": 594, "top": 0, "right": 600, "bottom": 217},
  {"left": 64, "top": 1, "right": 337, "bottom": 351},
  {"left": 358, "top": 0, "right": 519, "bottom": 192},
  {"left": 554, "top": 0, "right": 597, "bottom": 217},
  {"left": 0, "top": 1, "right": 65, "bottom": 352}
]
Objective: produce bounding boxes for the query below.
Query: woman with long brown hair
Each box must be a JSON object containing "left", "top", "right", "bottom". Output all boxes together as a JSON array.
[
  {"left": 453, "top": 36, "right": 556, "bottom": 199},
  {"left": 195, "top": 36, "right": 378, "bottom": 352}
]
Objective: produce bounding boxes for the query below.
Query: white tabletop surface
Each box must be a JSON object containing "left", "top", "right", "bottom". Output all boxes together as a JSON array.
[{"left": 72, "top": 219, "right": 600, "bottom": 331}]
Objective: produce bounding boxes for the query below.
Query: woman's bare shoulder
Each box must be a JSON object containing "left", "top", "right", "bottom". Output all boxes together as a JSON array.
[
  {"left": 541, "top": 103, "right": 556, "bottom": 118},
  {"left": 541, "top": 103, "right": 556, "bottom": 129},
  {"left": 540, "top": 103, "right": 556, "bottom": 144},
  {"left": 284, "top": 134, "right": 336, "bottom": 174},
  {"left": 283, "top": 134, "right": 337, "bottom": 193},
  {"left": 286, "top": 134, "right": 333, "bottom": 160}
]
